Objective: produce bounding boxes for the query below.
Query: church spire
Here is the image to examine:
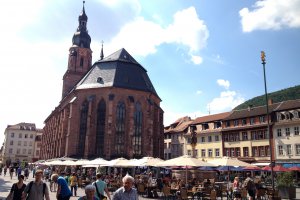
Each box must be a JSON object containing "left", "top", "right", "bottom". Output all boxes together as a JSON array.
[
  {"left": 100, "top": 41, "right": 104, "bottom": 60},
  {"left": 62, "top": 2, "right": 92, "bottom": 99},
  {"left": 78, "top": 1, "right": 88, "bottom": 32}
]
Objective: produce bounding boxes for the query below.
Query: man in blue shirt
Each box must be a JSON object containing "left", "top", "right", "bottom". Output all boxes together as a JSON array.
[
  {"left": 112, "top": 174, "right": 138, "bottom": 200},
  {"left": 52, "top": 173, "right": 72, "bottom": 200}
]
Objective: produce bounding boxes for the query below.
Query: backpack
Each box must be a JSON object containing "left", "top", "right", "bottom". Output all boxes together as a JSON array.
[
  {"left": 26, "top": 181, "right": 46, "bottom": 200},
  {"left": 243, "top": 178, "right": 254, "bottom": 190}
]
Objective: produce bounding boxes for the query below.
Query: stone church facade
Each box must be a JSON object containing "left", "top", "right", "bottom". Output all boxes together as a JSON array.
[{"left": 40, "top": 4, "right": 164, "bottom": 160}]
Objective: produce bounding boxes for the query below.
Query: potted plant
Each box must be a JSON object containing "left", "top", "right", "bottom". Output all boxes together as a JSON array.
[{"left": 276, "top": 171, "right": 296, "bottom": 199}]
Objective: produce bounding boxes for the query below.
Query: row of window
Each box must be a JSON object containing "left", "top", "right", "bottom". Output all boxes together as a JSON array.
[
  {"left": 277, "top": 111, "right": 299, "bottom": 121},
  {"left": 186, "top": 148, "right": 221, "bottom": 158},
  {"left": 10, "top": 141, "right": 33, "bottom": 146},
  {"left": 10, "top": 132, "right": 34, "bottom": 139},
  {"left": 277, "top": 127, "right": 299, "bottom": 137},
  {"left": 223, "top": 130, "right": 268, "bottom": 142},
  {"left": 278, "top": 144, "right": 300, "bottom": 156},
  {"left": 224, "top": 146, "right": 270, "bottom": 157},
  {"left": 8, "top": 148, "right": 37, "bottom": 155},
  {"left": 225, "top": 116, "right": 265, "bottom": 127},
  {"left": 187, "top": 135, "right": 220, "bottom": 144}
]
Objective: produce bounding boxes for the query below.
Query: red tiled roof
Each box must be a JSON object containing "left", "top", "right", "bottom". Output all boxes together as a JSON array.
[
  {"left": 164, "top": 116, "right": 193, "bottom": 133},
  {"left": 192, "top": 112, "right": 231, "bottom": 124},
  {"left": 224, "top": 99, "right": 300, "bottom": 120}
]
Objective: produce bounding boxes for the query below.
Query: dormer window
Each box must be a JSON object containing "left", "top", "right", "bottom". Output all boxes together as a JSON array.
[
  {"left": 234, "top": 120, "right": 239, "bottom": 127},
  {"left": 97, "top": 77, "right": 103, "bottom": 83}
]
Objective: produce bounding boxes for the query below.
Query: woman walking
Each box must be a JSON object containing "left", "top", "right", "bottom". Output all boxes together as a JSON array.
[{"left": 7, "top": 175, "right": 26, "bottom": 200}]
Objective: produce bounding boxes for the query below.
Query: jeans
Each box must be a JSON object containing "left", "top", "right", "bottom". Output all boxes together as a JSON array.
[{"left": 71, "top": 185, "right": 77, "bottom": 196}]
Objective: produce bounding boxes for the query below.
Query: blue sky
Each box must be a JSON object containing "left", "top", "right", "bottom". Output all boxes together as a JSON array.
[{"left": 1, "top": 0, "right": 300, "bottom": 144}]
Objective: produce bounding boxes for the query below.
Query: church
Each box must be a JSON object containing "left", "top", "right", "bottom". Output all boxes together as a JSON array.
[{"left": 40, "top": 3, "right": 164, "bottom": 160}]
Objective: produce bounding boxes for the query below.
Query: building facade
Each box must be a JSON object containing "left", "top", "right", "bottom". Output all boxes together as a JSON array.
[
  {"left": 221, "top": 105, "right": 274, "bottom": 164},
  {"left": 164, "top": 99, "right": 300, "bottom": 166},
  {"left": 1, "top": 123, "right": 41, "bottom": 166},
  {"left": 273, "top": 100, "right": 300, "bottom": 165},
  {"left": 164, "top": 116, "right": 193, "bottom": 159},
  {"left": 185, "top": 112, "right": 230, "bottom": 161},
  {"left": 41, "top": 4, "right": 164, "bottom": 160}
]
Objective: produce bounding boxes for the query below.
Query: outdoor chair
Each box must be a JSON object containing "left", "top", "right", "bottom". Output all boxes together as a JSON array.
[
  {"left": 256, "top": 188, "right": 267, "bottom": 200},
  {"left": 162, "top": 185, "right": 173, "bottom": 200},
  {"left": 210, "top": 189, "right": 217, "bottom": 200},
  {"left": 180, "top": 188, "right": 193, "bottom": 200},
  {"left": 137, "top": 183, "right": 146, "bottom": 197}
]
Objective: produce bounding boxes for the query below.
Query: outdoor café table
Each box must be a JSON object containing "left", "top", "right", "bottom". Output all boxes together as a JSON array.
[{"left": 146, "top": 185, "right": 158, "bottom": 198}]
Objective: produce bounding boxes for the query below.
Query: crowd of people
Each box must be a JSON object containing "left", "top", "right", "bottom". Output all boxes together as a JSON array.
[
  {"left": 2, "top": 163, "right": 272, "bottom": 200},
  {"left": 3, "top": 164, "right": 139, "bottom": 200}
]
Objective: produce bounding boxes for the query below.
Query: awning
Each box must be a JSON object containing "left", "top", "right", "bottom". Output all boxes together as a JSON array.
[
  {"left": 252, "top": 162, "right": 270, "bottom": 166},
  {"left": 282, "top": 163, "right": 300, "bottom": 168}
]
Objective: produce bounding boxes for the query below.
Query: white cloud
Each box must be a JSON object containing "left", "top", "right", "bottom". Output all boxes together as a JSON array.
[
  {"left": 217, "top": 79, "right": 230, "bottom": 89},
  {"left": 196, "top": 90, "right": 203, "bottom": 95},
  {"left": 208, "top": 91, "right": 245, "bottom": 112},
  {"left": 239, "top": 0, "right": 300, "bottom": 32},
  {"left": 191, "top": 55, "right": 203, "bottom": 65},
  {"left": 107, "top": 6, "right": 209, "bottom": 63}
]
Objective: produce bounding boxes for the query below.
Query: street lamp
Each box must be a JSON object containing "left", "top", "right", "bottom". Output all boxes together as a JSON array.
[
  {"left": 261, "top": 51, "right": 275, "bottom": 195},
  {"left": 190, "top": 125, "right": 197, "bottom": 158}
]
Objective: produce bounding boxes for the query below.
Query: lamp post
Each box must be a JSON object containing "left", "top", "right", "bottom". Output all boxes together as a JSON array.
[
  {"left": 190, "top": 125, "right": 197, "bottom": 158},
  {"left": 261, "top": 51, "right": 275, "bottom": 196}
]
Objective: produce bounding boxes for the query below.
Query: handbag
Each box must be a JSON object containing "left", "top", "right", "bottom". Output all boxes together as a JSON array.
[
  {"left": 93, "top": 182, "right": 107, "bottom": 200},
  {"left": 7, "top": 184, "right": 15, "bottom": 200}
]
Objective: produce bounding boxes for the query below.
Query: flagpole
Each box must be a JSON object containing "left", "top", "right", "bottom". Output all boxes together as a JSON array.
[{"left": 261, "top": 51, "right": 275, "bottom": 198}]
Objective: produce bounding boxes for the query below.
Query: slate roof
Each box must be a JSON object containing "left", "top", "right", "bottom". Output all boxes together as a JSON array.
[
  {"left": 75, "top": 48, "right": 159, "bottom": 98},
  {"left": 6, "top": 123, "right": 36, "bottom": 130}
]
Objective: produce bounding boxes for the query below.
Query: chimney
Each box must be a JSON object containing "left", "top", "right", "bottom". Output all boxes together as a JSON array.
[
  {"left": 268, "top": 99, "right": 273, "bottom": 105},
  {"left": 248, "top": 105, "right": 253, "bottom": 111}
]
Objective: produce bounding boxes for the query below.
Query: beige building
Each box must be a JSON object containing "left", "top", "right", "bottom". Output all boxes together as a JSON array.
[
  {"left": 1, "top": 123, "right": 41, "bottom": 166},
  {"left": 185, "top": 112, "right": 230, "bottom": 161},
  {"left": 273, "top": 100, "right": 300, "bottom": 165},
  {"left": 164, "top": 116, "right": 193, "bottom": 159},
  {"left": 221, "top": 105, "right": 274, "bottom": 164}
]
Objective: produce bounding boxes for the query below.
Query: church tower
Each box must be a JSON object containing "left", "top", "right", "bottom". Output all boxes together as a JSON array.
[{"left": 62, "top": 1, "right": 92, "bottom": 98}]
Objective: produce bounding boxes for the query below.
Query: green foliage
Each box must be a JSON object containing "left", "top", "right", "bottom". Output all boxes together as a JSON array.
[
  {"left": 276, "top": 171, "right": 294, "bottom": 188},
  {"left": 234, "top": 85, "right": 300, "bottom": 110}
]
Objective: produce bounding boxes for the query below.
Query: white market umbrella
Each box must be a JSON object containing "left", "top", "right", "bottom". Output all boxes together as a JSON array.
[
  {"left": 72, "top": 159, "right": 90, "bottom": 165},
  {"left": 86, "top": 158, "right": 109, "bottom": 166},
  {"left": 133, "top": 157, "right": 164, "bottom": 167},
  {"left": 62, "top": 160, "right": 77, "bottom": 166},
  {"left": 208, "top": 157, "right": 253, "bottom": 185},
  {"left": 103, "top": 157, "right": 132, "bottom": 167},
  {"left": 155, "top": 155, "right": 214, "bottom": 184},
  {"left": 207, "top": 157, "right": 253, "bottom": 167},
  {"left": 44, "top": 160, "right": 66, "bottom": 166},
  {"left": 156, "top": 155, "right": 213, "bottom": 167}
]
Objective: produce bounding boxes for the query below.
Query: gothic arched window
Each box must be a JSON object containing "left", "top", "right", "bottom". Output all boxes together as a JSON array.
[
  {"left": 96, "top": 99, "right": 106, "bottom": 156},
  {"left": 115, "top": 101, "right": 126, "bottom": 155},
  {"left": 78, "top": 100, "right": 88, "bottom": 157},
  {"left": 80, "top": 57, "right": 84, "bottom": 67},
  {"left": 133, "top": 102, "right": 143, "bottom": 156}
]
